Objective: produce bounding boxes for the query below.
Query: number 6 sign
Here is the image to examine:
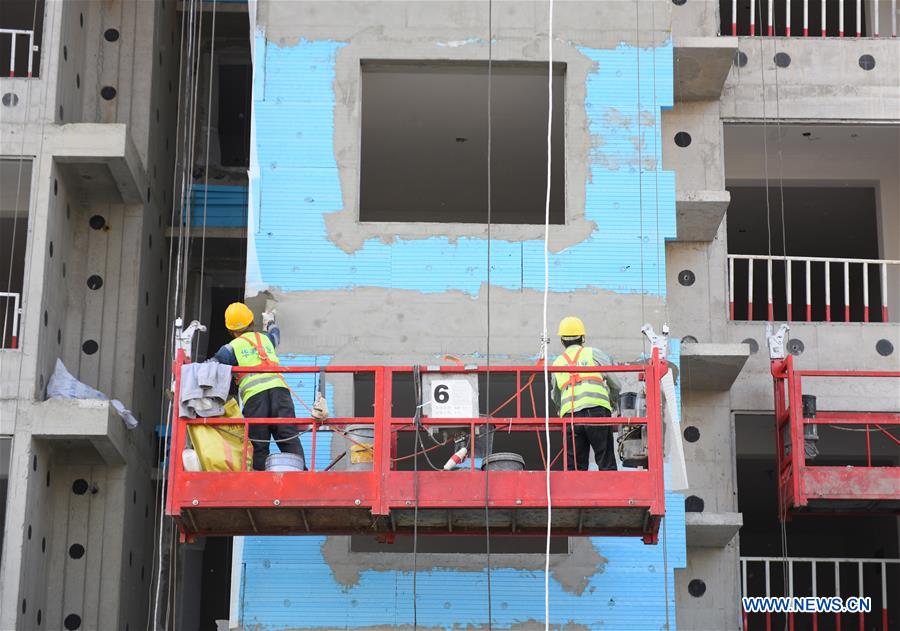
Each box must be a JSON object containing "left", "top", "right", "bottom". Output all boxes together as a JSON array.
[{"left": 421, "top": 374, "right": 479, "bottom": 419}]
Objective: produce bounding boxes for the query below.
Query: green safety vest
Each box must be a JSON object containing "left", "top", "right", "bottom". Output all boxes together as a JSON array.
[
  {"left": 229, "top": 332, "right": 286, "bottom": 402},
  {"left": 552, "top": 345, "right": 611, "bottom": 416}
]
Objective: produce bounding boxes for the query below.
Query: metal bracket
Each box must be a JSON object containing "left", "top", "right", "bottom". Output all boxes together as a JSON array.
[
  {"left": 766, "top": 323, "right": 790, "bottom": 360},
  {"left": 641, "top": 323, "right": 669, "bottom": 361},
  {"left": 174, "top": 317, "right": 207, "bottom": 361}
]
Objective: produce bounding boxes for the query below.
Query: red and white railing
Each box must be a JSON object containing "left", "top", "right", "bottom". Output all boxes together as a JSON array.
[
  {"left": 728, "top": 0, "right": 897, "bottom": 38},
  {"left": 741, "top": 556, "right": 898, "bottom": 631},
  {"left": 1, "top": 291, "right": 21, "bottom": 349},
  {"left": 728, "top": 254, "right": 898, "bottom": 323},
  {"left": 1, "top": 28, "right": 37, "bottom": 78}
]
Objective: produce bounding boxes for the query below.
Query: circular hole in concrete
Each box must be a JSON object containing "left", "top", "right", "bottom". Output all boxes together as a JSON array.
[
  {"left": 683, "top": 426, "right": 700, "bottom": 443},
  {"left": 86, "top": 275, "right": 103, "bottom": 290},
  {"left": 79, "top": 13, "right": 83, "bottom": 28},
  {"left": 82, "top": 339, "right": 99, "bottom": 355},
  {"left": 129, "top": 550, "right": 132, "bottom": 566},
  {"left": 46, "top": 470, "right": 50, "bottom": 487},
  {"left": 59, "top": 105, "right": 64, "bottom": 120},
  {"left": 57, "top": 329, "right": 61, "bottom": 344},
  {"left": 72, "top": 479, "right": 89, "bottom": 495},
  {"left": 742, "top": 338, "right": 759, "bottom": 354},
  {"left": 2, "top": 93, "right": 19, "bottom": 107},
  {"left": 63, "top": 45, "right": 68, "bottom": 61},
  {"left": 62, "top": 263, "right": 66, "bottom": 278},
  {"left": 678, "top": 269, "right": 696, "bottom": 286},
  {"left": 133, "top": 490, "right": 137, "bottom": 504},
  {"left": 101, "top": 86, "right": 117, "bottom": 101},
  {"left": 145, "top": 291, "right": 149, "bottom": 306},
  {"left": 42, "top": 537, "right": 46, "bottom": 552},
  {"left": 734, "top": 51, "right": 748, "bottom": 68},
  {"left": 76, "top": 74, "right": 80, "bottom": 89},
  {"left": 672, "top": 0, "right": 687, "bottom": 5},
  {"left": 774, "top": 52, "right": 791, "bottom": 68},
  {"left": 69, "top": 543, "right": 85, "bottom": 559},
  {"left": 859, "top": 54, "right": 875, "bottom": 71},
  {"left": 43, "top": 310, "right": 48, "bottom": 326},
  {"left": 104, "top": 28, "right": 120, "bottom": 42},
  {"left": 37, "top": 609, "right": 42, "bottom": 626},
  {"left": 33, "top": 455, "right": 37, "bottom": 471},
  {"left": 54, "top": 179, "right": 58, "bottom": 195},
  {"left": 688, "top": 579, "right": 706, "bottom": 597},
  {"left": 89, "top": 215, "right": 106, "bottom": 230},
  {"left": 685, "top": 495, "right": 705, "bottom": 512},
  {"left": 876, "top": 339, "right": 894, "bottom": 356},
  {"left": 27, "top": 524, "right": 31, "bottom": 539},
  {"left": 682, "top": 335, "right": 698, "bottom": 344},
  {"left": 65, "top": 613, "right": 82, "bottom": 630},
  {"left": 22, "top": 599, "right": 26, "bottom": 614},
  {"left": 48, "top": 241, "right": 53, "bottom": 257},
  {"left": 788, "top": 339, "right": 805, "bottom": 356},
  {"left": 149, "top": 234, "right": 152, "bottom": 249},
  {"left": 674, "top": 131, "right": 692, "bottom": 148}
]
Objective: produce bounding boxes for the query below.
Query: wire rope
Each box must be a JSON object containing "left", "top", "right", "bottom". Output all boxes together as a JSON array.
[{"left": 483, "top": 0, "right": 494, "bottom": 624}]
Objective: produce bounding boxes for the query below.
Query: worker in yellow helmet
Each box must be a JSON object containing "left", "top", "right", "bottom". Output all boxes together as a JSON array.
[
  {"left": 551, "top": 316, "right": 621, "bottom": 471},
  {"left": 211, "top": 302, "right": 306, "bottom": 471}
]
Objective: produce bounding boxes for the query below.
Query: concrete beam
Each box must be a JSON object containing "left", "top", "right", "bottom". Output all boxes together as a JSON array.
[
  {"left": 29, "top": 399, "right": 129, "bottom": 464},
  {"left": 680, "top": 343, "right": 750, "bottom": 390},
  {"left": 52, "top": 123, "right": 147, "bottom": 205},
  {"left": 675, "top": 190, "right": 731, "bottom": 241},
  {"left": 674, "top": 37, "right": 739, "bottom": 102},
  {"left": 685, "top": 512, "right": 743, "bottom": 547}
]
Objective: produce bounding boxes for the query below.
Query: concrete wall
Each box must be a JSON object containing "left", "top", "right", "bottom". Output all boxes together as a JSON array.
[{"left": 0, "top": 0, "right": 180, "bottom": 628}]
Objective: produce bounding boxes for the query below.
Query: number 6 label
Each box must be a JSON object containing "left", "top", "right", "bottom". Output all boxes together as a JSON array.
[{"left": 422, "top": 374, "right": 479, "bottom": 418}]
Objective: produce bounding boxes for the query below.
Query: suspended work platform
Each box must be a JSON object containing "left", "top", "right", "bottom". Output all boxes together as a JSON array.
[
  {"left": 165, "top": 325, "right": 668, "bottom": 543},
  {"left": 768, "top": 325, "right": 900, "bottom": 520}
]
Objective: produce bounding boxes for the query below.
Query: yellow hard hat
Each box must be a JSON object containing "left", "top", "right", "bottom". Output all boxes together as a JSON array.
[
  {"left": 558, "top": 316, "right": 586, "bottom": 337},
  {"left": 224, "top": 302, "right": 254, "bottom": 331}
]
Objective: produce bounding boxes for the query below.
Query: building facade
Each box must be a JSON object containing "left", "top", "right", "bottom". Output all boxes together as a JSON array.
[{"left": 1, "top": 1, "right": 898, "bottom": 630}]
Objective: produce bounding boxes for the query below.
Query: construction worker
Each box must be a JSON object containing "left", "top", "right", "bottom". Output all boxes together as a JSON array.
[
  {"left": 211, "top": 302, "right": 307, "bottom": 471},
  {"left": 551, "top": 316, "right": 621, "bottom": 471}
]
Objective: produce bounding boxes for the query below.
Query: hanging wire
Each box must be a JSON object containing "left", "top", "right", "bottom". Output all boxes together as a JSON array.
[
  {"left": 635, "top": 0, "right": 648, "bottom": 358},
  {"left": 197, "top": 0, "right": 218, "bottom": 341},
  {"left": 483, "top": 0, "right": 494, "bottom": 624},
  {"left": 540, "top": 0, "right": 555, "bottom": 628}
]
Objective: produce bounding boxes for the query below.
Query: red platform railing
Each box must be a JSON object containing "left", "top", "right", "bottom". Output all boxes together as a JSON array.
[
  {"left": 166, "top": 349, "right": 668, "bottom": 543},
  {"left": 771, "top": 355, "right": 900, "bottom": 520}
]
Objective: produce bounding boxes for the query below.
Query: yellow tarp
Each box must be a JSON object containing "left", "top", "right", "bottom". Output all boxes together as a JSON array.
[{"left": 186, "top": 399, "right": 252, "bottom": 472}]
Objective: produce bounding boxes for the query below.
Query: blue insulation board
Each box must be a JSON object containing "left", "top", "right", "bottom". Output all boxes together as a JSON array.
[{"left": 239, "top": 34, "right": 686, "bottom": 630}]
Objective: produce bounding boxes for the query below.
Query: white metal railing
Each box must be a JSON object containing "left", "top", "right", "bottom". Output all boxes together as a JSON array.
[
  {"left": 727, "top": 0, "right": 897, "bottom": 38},
  {"left": 1, "top": 292, "right": 21, "bottom": 349},
  {"left": 727, "top": 254, "right": 898, "bottom": 323},
  {"left": 741, "top": 556, "right": 897, "bottom": 630},
  {"left": 0, "top": 28, "right": 38, "bottom": 78}
]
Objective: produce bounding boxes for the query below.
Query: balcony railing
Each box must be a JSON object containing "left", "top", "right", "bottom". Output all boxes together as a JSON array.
[
  {"left": 1, "top": 291, "right": 21, "bottom": 349},
  {"left": 0, "top": 28, "right": 37, "bottom": 78},
  {"left": 741, "top": 556, "right": 898, "bottom": 630},
  {"left": 727, "top": 254, "right": 898, "bottom": 323},
  {"left": 725, "top": 0, "right": 897, "bottom": 38}
]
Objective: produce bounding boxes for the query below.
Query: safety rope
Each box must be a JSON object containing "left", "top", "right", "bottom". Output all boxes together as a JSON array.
[
  {"left": 483, "top": 0, "right": 494, "bottom": 623},
  {"left": 196, "top": 0, "right": 218, "bottom": 339},
  {"left": 540, "top": 0, "right": 555, "bottom": 627}
]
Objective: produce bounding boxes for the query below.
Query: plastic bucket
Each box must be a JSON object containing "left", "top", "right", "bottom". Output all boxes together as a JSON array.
[
  {"left": 345, "top": 424, "right": 375, "bottom": 471},
  {"left": 481, "top": 452, "right": 525, "bottom": 471},
  {"left": 265, "top": 452, "right": 305, "bottom": 472}
]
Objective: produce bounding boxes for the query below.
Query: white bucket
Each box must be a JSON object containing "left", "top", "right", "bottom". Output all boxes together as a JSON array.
[{"left": 265, "top": 452, "right": 305, "bottom": 472}]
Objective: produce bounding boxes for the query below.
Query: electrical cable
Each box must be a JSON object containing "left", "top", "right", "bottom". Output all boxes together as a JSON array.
[
  {"left": 197, "top": 0, "right": 218, "bottom": 342},
  {"left": 483, "top": 0, "right": 494, "bottom": 624},
  {"left": 540, "top": 0, "right": 554, "bottom": 628},
  {"left": 411, "top": 364, "right": 421, "bottom": 629}
]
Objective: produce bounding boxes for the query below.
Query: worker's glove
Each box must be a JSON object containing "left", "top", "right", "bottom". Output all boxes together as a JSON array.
[
  {"left": 311, "top": 395, "right": 329, "bottom": 421},
  {"left": 261, "top": 310, "right": 276, "bottom": 331}
]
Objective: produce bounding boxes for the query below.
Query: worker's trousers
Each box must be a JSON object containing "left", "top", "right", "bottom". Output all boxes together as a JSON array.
[
  {"left": 566, "top": 406, "right": 616, "bottom": 471},
  {"left": 242, "top": 386, "right": 305, "bottom": 471}
]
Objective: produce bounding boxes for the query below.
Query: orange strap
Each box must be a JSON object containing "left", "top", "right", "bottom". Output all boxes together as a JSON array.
[{"left": 234, "top": 332, "right": 278, "bottom": 387}]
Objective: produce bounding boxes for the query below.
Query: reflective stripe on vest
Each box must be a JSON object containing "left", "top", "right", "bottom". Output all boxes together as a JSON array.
[
  {"left": 552, "top": 345, "right": 611, "bottom": 416},
  {"left": 229, "top": 332, "right": 286, "bottom": 401}
]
